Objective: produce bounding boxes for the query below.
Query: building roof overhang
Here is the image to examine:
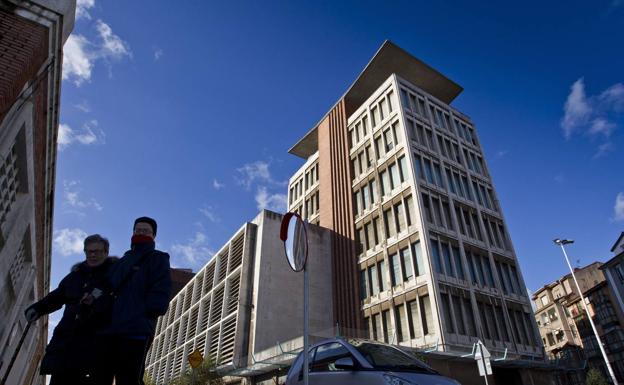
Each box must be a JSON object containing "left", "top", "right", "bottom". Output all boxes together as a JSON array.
[
  {"left": 289, "top": 40, "right": 463, "bottom": 159},
  {"left": 610, "top": 231, "right": 624, "bottom": 252}
]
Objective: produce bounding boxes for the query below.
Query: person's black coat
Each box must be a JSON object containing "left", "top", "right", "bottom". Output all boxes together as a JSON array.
[
  {"left": 27, "top": 257, "right": 117, "bottom": 374},
  {"left": 100, "top": 241, "right": 171, "bottom": 337}
]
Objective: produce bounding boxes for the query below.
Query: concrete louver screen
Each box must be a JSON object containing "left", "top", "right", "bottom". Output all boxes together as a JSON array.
[{"left": 146, "top": 227, "right": 251, "bottom": 384}]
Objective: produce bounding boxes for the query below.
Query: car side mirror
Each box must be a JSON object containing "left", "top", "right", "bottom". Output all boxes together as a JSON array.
[{"left": 334, "top": 357, "right": 355, "bottom": 370}]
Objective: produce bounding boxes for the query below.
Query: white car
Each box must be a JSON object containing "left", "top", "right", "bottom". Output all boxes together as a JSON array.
[{"left": 285, "top": 338, "right": 462, "bottom": 385}]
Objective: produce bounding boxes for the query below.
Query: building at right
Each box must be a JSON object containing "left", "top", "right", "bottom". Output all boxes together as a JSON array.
[{"left": 288, "top": 41, "right": 544, "bottom": 383}]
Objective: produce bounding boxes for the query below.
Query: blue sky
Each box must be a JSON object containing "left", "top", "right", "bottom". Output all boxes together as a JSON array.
[{"left": 51, "top": 0, "right": 624, "bottom": 324}]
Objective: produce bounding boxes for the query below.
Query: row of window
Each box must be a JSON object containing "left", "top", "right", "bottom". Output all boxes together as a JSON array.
[
  {"left": 455, "top": 203, "right": 484, "bottom": 243},
  {"left": 436, "top": 132, "right": 462, "bottom": 165},
  {"left": 473, "top": 179, "right": 497, "bottom": 212},
  {"left": 439, "top": 291, "right": 477, "bottom": 337},
  {"left": 355, "top": 196, "right": 417, "bottom": 255},
  {"left": 304, "top": 191, "right": 320, "bottom": 219},
  {"left": 463, "top": 148, "right": 486, "bottom": 177},
  {"left": 400, "top": 86, "right": 478, "bottom": 148},
  {"left": 406, "top": 118, "right": 436, "bottom": 153},
  {"left": 349, "top": 114, "right": 370, "bottom": 149},
  {"left": 359, "top": 241, "right": 424, "bottom": 299},
  {"left": 352, "top": 145, "right": 373, "bottom": 180},
  {"left": 351, "top": 122, "right": 405, "bottom": 182},
  {"left": 383, "top": 195, "right": 416, "bottom": 240},
  {"left": 446, "top": 166, "right": 473, "bottom": 201},
  {"left": 379, "top": 155, "right": 409, "bottom": 198},
  {"left": 365, "top": 293, "right": 435, "bottom": 343},
  {"left": 373, "top": 121, "right": 403, "bottom": 160},
  {"left": 464, "top": 249, "right": 494, "bottom": 288},
  {"left": 414, "top": 148, "right": 497, "bottom": 212},
  {"left": 413, "top": 153, "right": 445, "bottom": 189},
  {"left": 482, "top": 214, "right": 510, "bottom": 251},
  {"left": 429, "top": 232, "right": 523, "bottom": 296},
  {"left": 455, "top": 118, "right": 478, "bottom": 147},
  {"left": 421, "top": 191, "right": 454, "bottom": 232},
  {"left": 495, "top": 259, "right": 523, "bottom": 296},
  {"left": 370, "top": 90, "right": 396, "bottom": 130},
  {"left": 400, "top": 87, "right": 428, "bottom": 122},
  {"left": 289, "top": 163, "right": 319, "bottom": 205},
  {"left": 354, "top": 178, "right": 378, "bottom": 216},
  {"left": 349, "top": 89, "right": 396, "bottom": 149},
  {"left": 430, "top": 104, "right": 454, "bottom": 135},
  {"left": 430, "top": 237, "right": 464, "bottom": 280}
]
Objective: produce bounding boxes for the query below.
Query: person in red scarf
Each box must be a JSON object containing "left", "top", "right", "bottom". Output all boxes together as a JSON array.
[{"left": 95, "top": 217, "right": 171, "bottom": 385}]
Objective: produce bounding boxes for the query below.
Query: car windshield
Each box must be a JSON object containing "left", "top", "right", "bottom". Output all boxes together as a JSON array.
[{"left": 349, "top": 341, "right": 435, "bottom": 373}]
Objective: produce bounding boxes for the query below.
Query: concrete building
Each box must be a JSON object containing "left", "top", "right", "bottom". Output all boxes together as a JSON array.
[
  {"left": 602, "top": 232, "right": 624, "bottom": 315},
  {"left": 566, "top": 279, "right": 624, "bottom": 383},
  {"left": 531, "top": 263, "right": 605, "bottom": 385},
  {"left": 145, "top": 210, "right": 334, "bottom": 385},
  {"left": 531, "top": 263, "right": 604, "bottom": 358},
  {"left": 0, "top": 1, "right": 75, "bottom": 384},
  {"left": 287, "top": 41, "right": 544, "bottom": 380}
]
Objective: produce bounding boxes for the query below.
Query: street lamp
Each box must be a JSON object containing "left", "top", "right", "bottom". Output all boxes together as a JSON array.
[{"left": 553, "top": 238, "right": 618, "bottom": 384}]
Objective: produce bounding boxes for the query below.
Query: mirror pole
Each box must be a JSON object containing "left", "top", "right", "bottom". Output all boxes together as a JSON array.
[{"left": 303, "top": 263, "right": 309, "bottom": 385}]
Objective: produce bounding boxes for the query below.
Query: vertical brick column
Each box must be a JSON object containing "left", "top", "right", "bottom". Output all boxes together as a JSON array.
[{"left": 317, "top": 100, "right": 362, "bottom": 333}]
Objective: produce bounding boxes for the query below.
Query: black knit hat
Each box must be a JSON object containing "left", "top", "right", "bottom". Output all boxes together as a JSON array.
[{"left": 134, "top": 216, "right": 157, "bottom": 236}]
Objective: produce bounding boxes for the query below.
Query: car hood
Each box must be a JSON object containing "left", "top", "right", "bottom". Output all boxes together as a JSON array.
[{"left": 386, "top": 371, "right": 460, "bottom": 385}]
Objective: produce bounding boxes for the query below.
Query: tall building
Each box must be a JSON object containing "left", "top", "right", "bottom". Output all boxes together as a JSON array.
[
  {"left": 288, "top": 41, "right": 543, "bottom": 370},
  {"left": 145, "top": 210, "right": 335, "bottom": 385},
  {"left": 0, "top": 1, "right": 75, "bottom": 384}
]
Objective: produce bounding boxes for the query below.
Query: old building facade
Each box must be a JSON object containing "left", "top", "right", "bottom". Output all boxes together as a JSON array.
[{"left": 0, "top": 1, "right": 75, "bottom": 384}]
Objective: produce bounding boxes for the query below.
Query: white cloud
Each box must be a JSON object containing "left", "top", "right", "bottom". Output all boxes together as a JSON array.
[
  {"left": 560, "top": 78, "right": 624, "bottom": 156},
  {"left": 599, "top": 83, "right": 624, "bottom": 112},
  {"left": 199, "top": 206, "right": 219, "bottom": 223},
  {"left": 53, "top": 228, "right": 87, "bottom": 256},
  {"left": 171, "top": 232, "right": 214, "bottom": 268},
  {"left": 561, "top": 78, "right": 591, "bottom": 138},
  {"left": 63, "top": 180, "right": 103, "bottom": 213},
  {"left": 237, "top": 161, "right": 272, "bottom": 189},
  {"left": 614, "top": 193, "right": 624, "bottom": 222},
  {"left": 154, "top": 47, "right": 164, "bottom": 61},
  {"left": 255, "top": 186, "right": 287, "bottom": 213},
  {"left": 496, "top": 150, "right": 508, "bottom": 158},
  {"left": 212, "top": 179, "right": 225, "bottom": 190},
  {"left": 95, "top": 20, "right": 131, "bottom": 60},
  {"left": 589, "top": 118, "right": 616, "bottom": 137},
  {"left": 76, "top": 0, "right": 95, "bottom": 20},
  {"left": 58, "top": 120, "right": 105, "bottom": 150},
  {"left": 62, "top": 20, "right": 131, "bottom": 86},
  {"left": 594, "top": 142, "right": 614, "bottom": 159},
  {"left": 74, "top": 100, "right": 91, "bottom": 113},
  {"left": 63, "top": 34, "right": 93, "bottom": 86}
]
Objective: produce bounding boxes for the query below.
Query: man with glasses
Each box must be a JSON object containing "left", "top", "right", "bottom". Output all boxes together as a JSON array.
[
  {"left": 25, "top": 234, "right": 116, "bottom": 385},
  {"left": 95, "top": 216, "right": 171, "bottom": 385}
]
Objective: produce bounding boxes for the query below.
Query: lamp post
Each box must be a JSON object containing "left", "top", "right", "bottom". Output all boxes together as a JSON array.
[{"left": 553, "top": 238, "right": 617, "bottom": 384}]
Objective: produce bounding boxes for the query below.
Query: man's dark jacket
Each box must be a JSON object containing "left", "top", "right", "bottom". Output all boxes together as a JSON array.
[
  {"left": 101, "top": 241, "right": 171, "bottom": 337},
  {"left": 27, "top": 258, "right": 116, "bottom": 374}
]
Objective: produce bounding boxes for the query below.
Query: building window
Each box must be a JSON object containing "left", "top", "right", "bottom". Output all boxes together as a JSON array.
[
  {"left": 441, "top": 294, "right": 455, "bottom": 333},
  {"left": 412, "top": 241, "right": 425, "bottom": 277},
  {"left": 395, "top": 304, "right": 409, "bottom": 342},
  {"left": 407, "top": 300, "right": 422, "bottom": 338}
]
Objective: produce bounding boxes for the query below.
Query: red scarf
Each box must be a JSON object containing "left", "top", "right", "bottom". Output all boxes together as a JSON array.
[{"left": 131, "top": 234, "right": 154, "bottom": 245}]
